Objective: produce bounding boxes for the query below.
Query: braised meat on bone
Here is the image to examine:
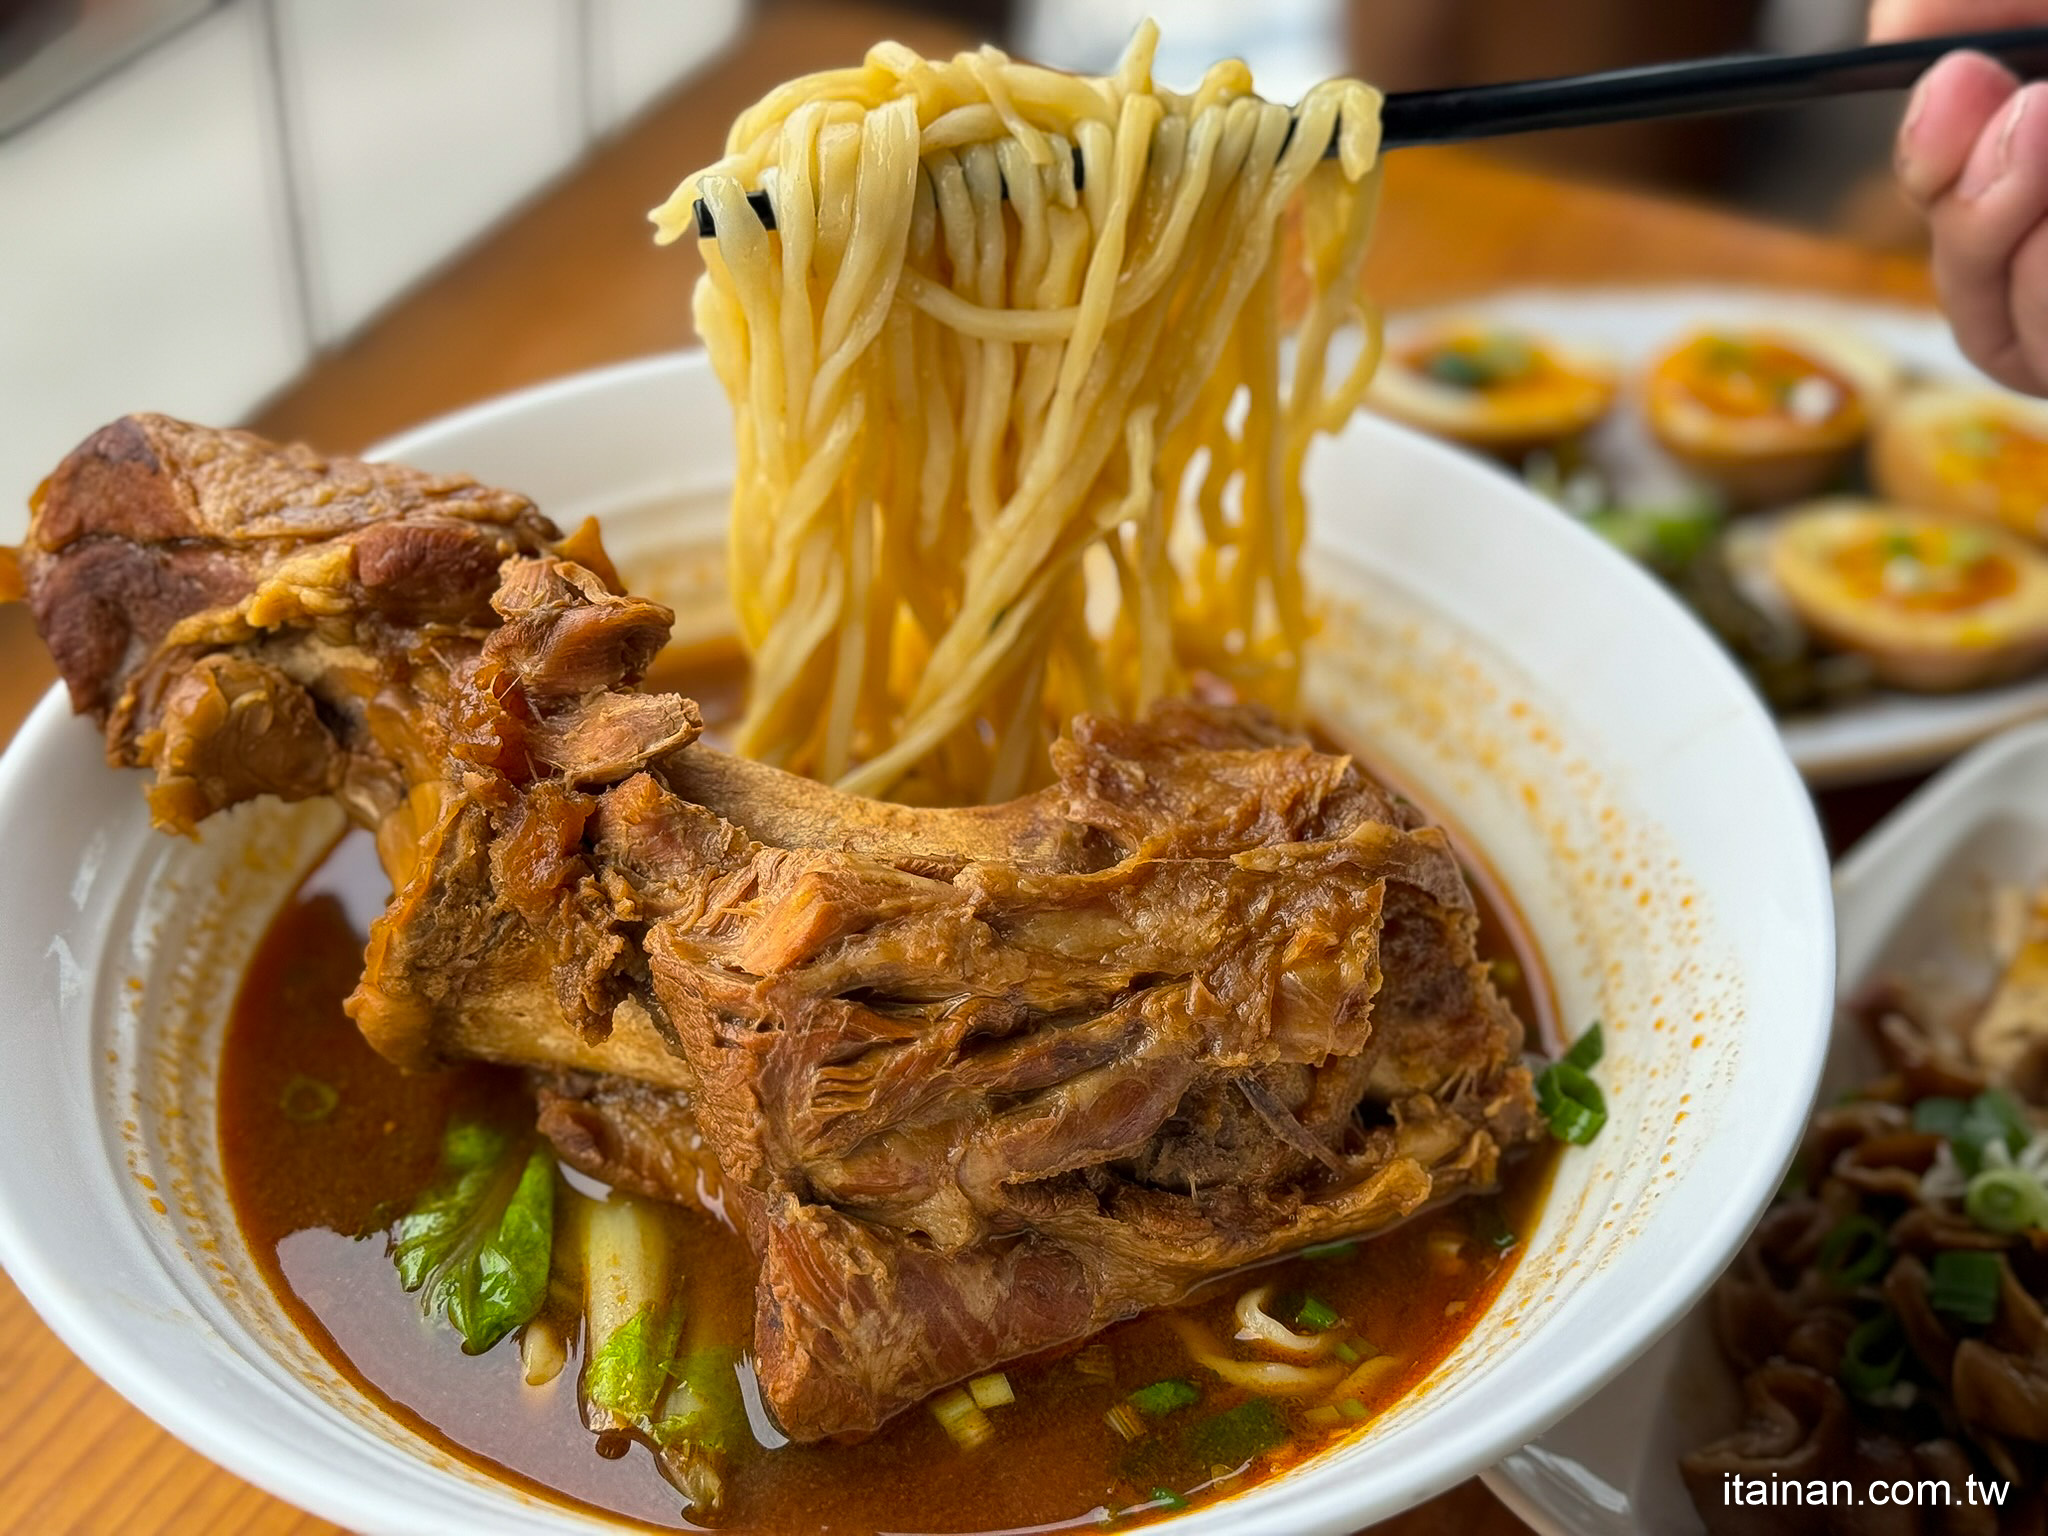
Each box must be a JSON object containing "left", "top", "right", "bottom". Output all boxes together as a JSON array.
[{"left": 11, "top": 414, "right": 1543, "bottom": 1440}]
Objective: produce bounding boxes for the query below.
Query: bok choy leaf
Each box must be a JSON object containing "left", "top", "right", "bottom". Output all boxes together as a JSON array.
[
  {"left": 579, "top": 1192, "right": 737, "bottom": 1517},
  {"left": 392, "top": 1119, "right": 554, "bottom": 1354}
]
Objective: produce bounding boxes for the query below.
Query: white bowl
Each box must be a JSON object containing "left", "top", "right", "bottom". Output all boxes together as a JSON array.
[{"left": 0, "top": 352, "right": 1835, "bottom": 1534}]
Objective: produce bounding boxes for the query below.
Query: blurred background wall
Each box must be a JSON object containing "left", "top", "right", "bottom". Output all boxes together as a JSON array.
[
  {"left": 0, "top": 0, "right": 743, "bottom": 540},
  {"left": 0, "top": 0, "right": 1911, "bottom": 545}
]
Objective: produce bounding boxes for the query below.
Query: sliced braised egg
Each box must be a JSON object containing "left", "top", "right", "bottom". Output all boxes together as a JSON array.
[
  {"left": 1367, "top": 322, "right": 1618, "bottom": 458},
  {"left": 1766, "top": 499, "right": 2048, "bottom": 690},
  {"left": 1644, "top": 324, "right": 1899, "bottom": 506},
  {"left": 1871, "top": 384, "right": 2048, "bottom": 545}
]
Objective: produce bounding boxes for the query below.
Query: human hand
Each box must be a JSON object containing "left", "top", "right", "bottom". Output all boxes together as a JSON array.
[{"left": 1876, "top": 0, "right": 2048, "bottom": 394}]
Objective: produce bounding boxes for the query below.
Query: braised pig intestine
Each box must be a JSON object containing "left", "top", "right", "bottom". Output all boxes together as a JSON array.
[{"left": 1684, "top": 983, "right": 2048, "bottom": 1533}]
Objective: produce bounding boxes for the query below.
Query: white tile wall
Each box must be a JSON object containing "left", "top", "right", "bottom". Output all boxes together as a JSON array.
[
  {"left": 0, "top": 0, "right": 749, "bottom": 546},
  {"left": 588, "top": 0, "right": 745, "bottom": 132},
  {"left": 272, "top": 0, "right": 585, "bottom": 344},
  {"left": 0, "top": 3, "right": 306, "bottom": 544}
]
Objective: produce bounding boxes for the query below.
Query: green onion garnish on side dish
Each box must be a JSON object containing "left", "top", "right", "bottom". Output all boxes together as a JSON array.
[
  {"left": 1965, "top": 1166, "right": 2048, "bottom": 1235},
  {"left": 1127, "top": 1379, "right": 1200, "bottom": 1418},
  {"left": 1913, "top": 1096, "right": 1969, "bottom": 1140},
  {"left": 1295, "top": 1296, "right": 1340, "bottom": 1332},
  {"left": 1817, "top": 1215, "right": 1890, "bottom": 1291},
  {"left": 1838, "top": 1311, "right": 1905, "bottom": 1399},
  {"left": 1535, "top": 1059, "right": 1606, "bottom": 1145},
  {"left": 1919, "top": 1091, "right": 2032, "bottom": 1174},
  {"left": 1423, "top": 350, "right": 1493, "bottom": 389},
  {"left": 1929, "top": 1250, "right": 2004, "bottom": 1326},
  {"left": 1970, "top": 1090, "right": 2032, "bottom": 1158}
]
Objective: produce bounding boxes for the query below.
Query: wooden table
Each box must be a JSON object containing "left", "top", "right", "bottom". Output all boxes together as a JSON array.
[{"left": 0, "top": 1, "right": 1938, "bottom": 1530}]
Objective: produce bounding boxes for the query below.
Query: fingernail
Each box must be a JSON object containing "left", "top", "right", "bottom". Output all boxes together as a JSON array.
[{"left": 1962, "top": 89, "right": 2033, "bottom": 199}]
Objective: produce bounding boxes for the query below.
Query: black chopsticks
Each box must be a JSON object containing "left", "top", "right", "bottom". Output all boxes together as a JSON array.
[{"left": 692, "top": 26, "right": 2048, "bottom": 238}]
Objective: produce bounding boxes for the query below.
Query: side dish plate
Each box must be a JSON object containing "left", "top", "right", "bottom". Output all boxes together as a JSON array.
[
  {"left": 1487, "top": 715, "right": 2048, "bottom": 1534},
  {"left": 1383, "top": 286, "right": 2046, "bottom": 788}
]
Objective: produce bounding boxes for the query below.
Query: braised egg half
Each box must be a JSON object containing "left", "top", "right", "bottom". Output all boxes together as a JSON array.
[
  {"left": 1645, "top": 324, "right": 1898, "bottom": 506},
  {"left": 1767, "top": 499, "right": 2048, "bottom": 691},
  {"left": 1368, "top": 322, "right": 1618, "bottom": 457},
  {"left": 1871, "top": 384, "right": 2048, "bottom": 545}
]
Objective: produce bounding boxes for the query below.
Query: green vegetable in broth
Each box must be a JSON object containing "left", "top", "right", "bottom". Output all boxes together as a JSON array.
[
  {"left": 578, "top": 1192, "right": 735, "bottom": 1516},
  {"left": 1185, "top": 1399, "right": 1286, "bottom": 1468},
  {"left": 392, "top": 1119, "right": 554, "bottom": 1354},
  {"left": 586, "top": 1306, "right": 680, "bottom": 1423},
  {"left": 1127, "top": 1379, "right": 1200, "bottom": 1418}
]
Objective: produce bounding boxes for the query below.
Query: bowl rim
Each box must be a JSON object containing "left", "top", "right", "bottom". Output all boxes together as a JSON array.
[{"left": 0, "top": 350, "right": 1836, "bottom": 1534}]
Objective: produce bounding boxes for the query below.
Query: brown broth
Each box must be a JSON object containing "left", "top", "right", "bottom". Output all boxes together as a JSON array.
[{"left": 216, "top": 650, "right": 1558, "bottom": 1534}]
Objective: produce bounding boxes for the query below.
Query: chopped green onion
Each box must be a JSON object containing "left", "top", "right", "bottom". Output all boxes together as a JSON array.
[
  {"left": 1535, "top": 1060, "right": 1607, "bottom": 1145},
  {"left": 1965, "top": 1167, "right": 2048, "bottom": 1235},
  {"left": 1150, "top": 1487, "right": 1187, "bottom": 1512},
  {"left": 1127, "top": 1379, "right": 1200, "bottom": 1418},
  {"left": 968, "top": 1372, "right": 1014, "bottom": 1409},
  {"left": 1971, "top": 1090, "right": 2031, "bottom": 1156},
  {"left": 1702, "top": 337, "right": 1748, "bottom": 370},
  {"left": 1817, "top": 1216, "right": 1890, "bottom": 1290},
  {"left": 279, "top": 1074, "right": 339, "bottom": 1124},
  {"left": 1104, "top": 1402, "right": 1144, "bottom": 1442},
  {"left": 1563, "top": 1022, "right": 1604, "bottom": 1071},
  {"left": 1073, "top": 1343, "right": 1115, "bottom": 1382},
  {"left": 931, "top": 1387, "right": 993, "bottom": 1450},
  {"left": 1839, "top": 1311, "right": 1905, "bottom": 1400},
  {"left": 1953, "top": 421, "right": 2001, "bottom": 458},
  {"left": 1424, "top": 350, "right": 1492, "bottom": 388},
  {"left": 1338, "top": 1398, "right": 1370, "bottom": 1421},
  {"left": 1919, "top": 1091, "right": 2033, "bottom": 1174},
  {"left": 1424, "top": 339, "right": 1532, "bottom": 390},
  {"left": 1950, "top": 529, "right": 1994, "bottom": 565},
  {"left": 1334, "top": 1340, "right": 1361, "bottom": 1365},
  {"left": 1929, "top": 1250, "right": 2004, "bottom": 1326},
  {"left": 1296, "top": 1296, "right": 1340, "bottom": 1332},
  {"left": 1298, "top": 1240, "right": 1357, "bottom": 1261},
  {"left": 1914, "top": 1097, "right": 1969, "bottom": 1140}
]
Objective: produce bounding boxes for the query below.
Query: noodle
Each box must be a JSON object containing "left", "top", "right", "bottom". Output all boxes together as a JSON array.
[{"left": 652, "top": 22, "right": 1385, "bottom": 801}]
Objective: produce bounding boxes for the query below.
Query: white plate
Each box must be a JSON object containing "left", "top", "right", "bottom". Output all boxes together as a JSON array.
[
  {"left": 0, "top": 353, "right": 1833, "bottom": 1533},
  {"left": 1385, "top": 286, "right": 2048, "bottom": 788},
  {"left": 1486, "top": 715, "right": 2048, "bottom": 1534}
]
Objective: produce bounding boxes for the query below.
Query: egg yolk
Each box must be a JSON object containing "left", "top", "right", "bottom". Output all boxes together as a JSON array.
[
  {"left": 1831, "top": 525, "right": 2018, "bottom": 614},
  {"left": 1656, "top": 335, "right": 1861, "bottom": 430},
  {"left": 1938, "top": 417, "right": 2048, "bottom": 528}
]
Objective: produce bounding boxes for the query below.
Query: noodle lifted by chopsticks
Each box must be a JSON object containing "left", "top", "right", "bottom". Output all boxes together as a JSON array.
[{"left": 652, "top": 20, "right": 1384, "bottom": 802}]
